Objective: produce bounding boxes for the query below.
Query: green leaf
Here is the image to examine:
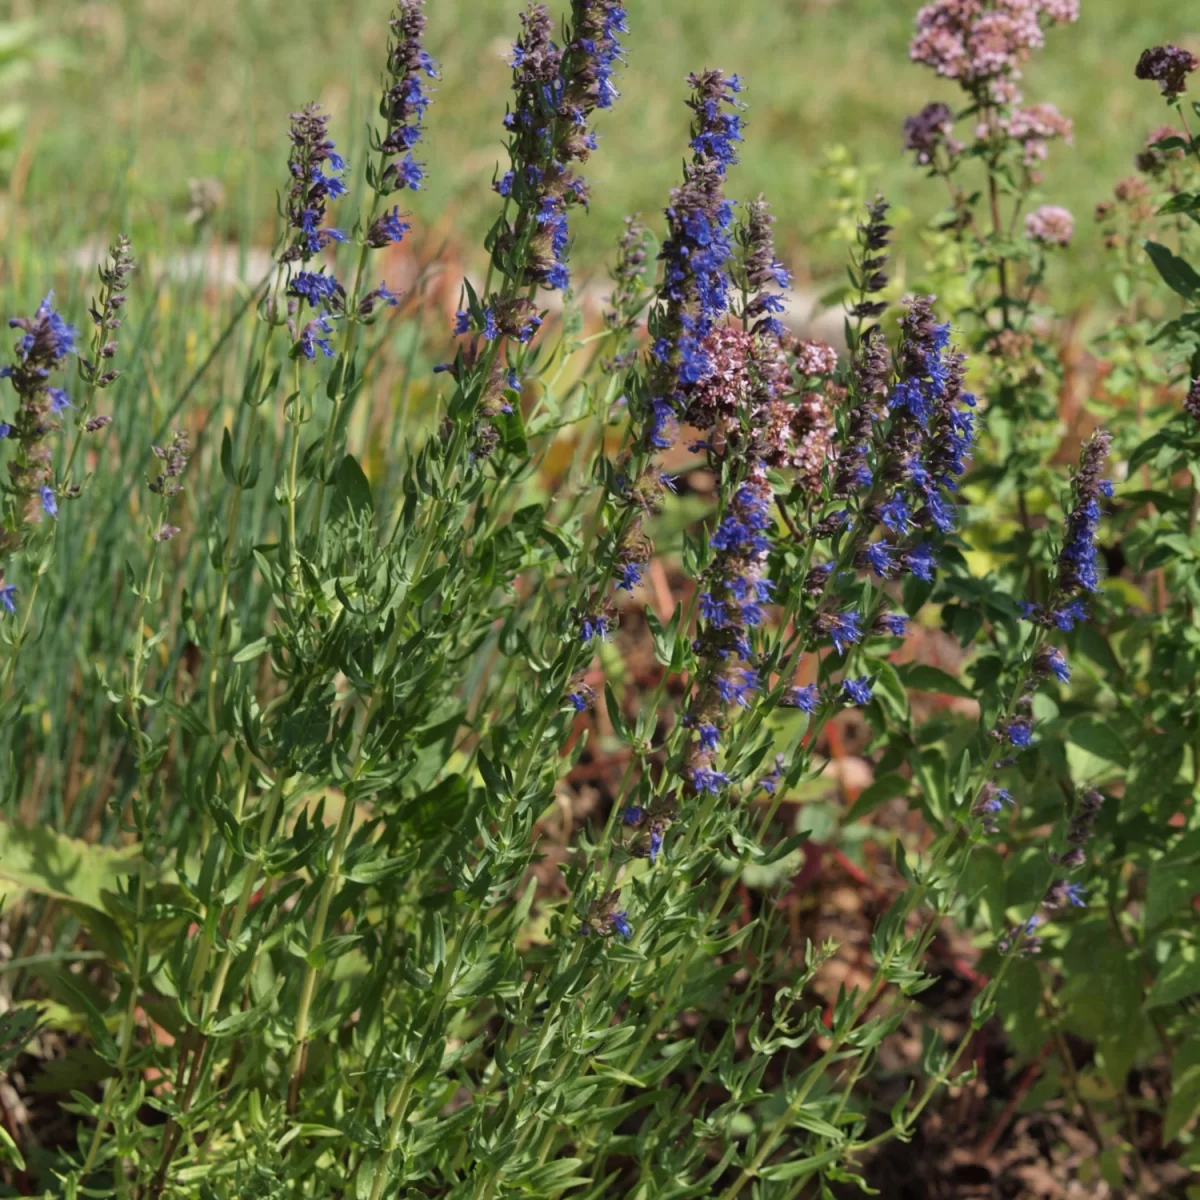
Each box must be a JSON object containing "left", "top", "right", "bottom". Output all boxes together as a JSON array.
[
  {"left": 1066, "top": 719, "right": 1130, "bottom": 771},
  {"left": 232, "top": 637, "right": 269, "bottom": 663},
  {"left": 1165, "top": 1063, "right": 1200, "bottom": 1142},
  {"left": 0, "top": 1125, "right": 24, "bottom": 1172},
  {"left": 1145, "top": 946, "right": 1200, "bottom": 1010},
  {"left": 219, "top": 426, "right": 236, "bottom": 486},
  {"left": 1144, "top": 240, "right": 1200, "bottom": 301},
  {"left": 0, "top": 818, "right": 140, "bottom": 914},
  {"left": 604, "top": 681, "right": 629, "bottom": 743},
  {"left": 331, "top": 453, "right": 373, "bottom": 517},
  {"left": 895, "top": 663, "right": 974, "bottom": 700},
  {"left": 844, "top": 772, "right": 909, "bottom": 823},
  {"left": 0, "top": 1006, "right": 44, "bottom": 1073},
  {"left": 1145, "top": 860, "right": 1197, "bottom": 931}
]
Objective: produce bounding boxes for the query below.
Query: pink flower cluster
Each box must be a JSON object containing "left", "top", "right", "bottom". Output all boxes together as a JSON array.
[
  {"left": 910, "top": 0, "right": 1079, "bottom": 101},
  {"left": 684, "top": 326, "right": 836, "bottom": 494},
  {"left": 998, "top": 101, "right": 1074, "bottom": 164},
  {"left": 1024, "top": 203, "right": 1074, "bottom": 245}
]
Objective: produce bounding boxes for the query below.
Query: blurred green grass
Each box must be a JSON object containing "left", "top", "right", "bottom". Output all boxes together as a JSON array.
[{"left": 6, "top": 0, "right": 1196, "bottom": 293}]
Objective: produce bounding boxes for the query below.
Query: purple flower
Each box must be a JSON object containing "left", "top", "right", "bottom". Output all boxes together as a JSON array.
[
  {"left": 367, "top": 206, "right": 412, "bottom": 247},
  {"left": 377, "top": 0, "right": 439, "bottom": 192},
  {"left": 697, "top": 722, "right": 720, "bottom": 751},
  {"left": 842, "top": 676, "right": 873, "bottom": 705},
  {"left": 972, "top": 784, "right": 1013, "bottom": 816},
  {"left": 699, "top": 591, "right": 728, "bottom": 625},
  {"left": 580, "top": 613, "right": 611, "bottom": 642},
  {"left": 1053, "top": 431, "right": 1111, "bottom": 599},
  {"left": 616, "top": 561, "right": 644, "bottom": 592},
  {"left": 289, "top": 270, "right": 344, "bottom": 310},
  {"left": 758, "top": 753, "right": 785, "bottom": 795},
  {"left": 393, "top": 153, "right": 425, "bottom": 191},
  {"left": 648, "top": 826, "right": 663, "bottom": 863},
  {"left": 715, "top": 669, "right": 757, "bottom": 707},
  {"left": 611, "top": 910, "right": 632, "bottom": 938},
  {"left": 1003, "top": 719, "right": 1033, "bottom": 747},
  {"left": 864, "top": 540, "right": 893, "bottom": 577},
  {"left": 783, "top": 683, "right": 819, "bottom": 713},
  {"left": 0, "top": 582, "right": 16, "bottom": 614},
  {"left": 903, "top": 542, "right": 936, "bottom": 582},
  {"left": 819, "top": 609, "right": 862, "bottom": 656},
  {"left": 1135, "top": 44, "right": 1199, "bottom": 100},
  {"left": 690, "top": 765, "right": 730, "bottom": 793},
  {"left": 296, "top": 311, "right": 337, "bottom": 360},
  {"left": 623, "top": 805, "right": 644, "bottom": 825},
  {"left": 358, "top": 283, "right": 401, "bottom": 319},
  {"left": 500, "top": 2, "right": 627, "bottom": 294},
  {"left": 1050, "top": 599, "right": 1088, "bottom": 631},
  {"left": 40, "top": 485, "right": 58, "bottom": 518},
  {"left": 1036, "top": 644, "right": 1070, "bottom": 684},
  {"left": 880, "top": 495, "right": 911, "bottom": 533},
  {"left": 48, "top": 388, "right": 71, "bottom": 414},
  {"left": 280, "top": 104, "right": 349, "bottom": 263},
  {"left": 876, "top": 613, "right": 908, "bottom": 637}
]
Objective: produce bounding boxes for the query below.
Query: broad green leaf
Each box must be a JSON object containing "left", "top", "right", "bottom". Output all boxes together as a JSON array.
[
  {"left": 0, "top": 819, "right": 140, "bottom": 914},
  {"left": 843, "top": 772, "right": 909, "bottom": 823},
  {"left": 895, "top": 662, "right": 974, "bottom": 700},
  {"left": 1145, "top": 860, "right": 1198, "bottom": 932},
  {"left": 1145, "top": 946, "right": 1200, "bottom": 1011},
  {"left": 1165, "top": 1063, "right": 1200, "bottom": 1142},
  {"left": 1144, "top": 239, "right": 1200, "bottom": 300}
]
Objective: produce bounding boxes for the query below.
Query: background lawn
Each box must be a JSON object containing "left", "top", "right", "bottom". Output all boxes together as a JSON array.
[{"left": 2, "top": 0, "right": 1195, "bottom": 303}]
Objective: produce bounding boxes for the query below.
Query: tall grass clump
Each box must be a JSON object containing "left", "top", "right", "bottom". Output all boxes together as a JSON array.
[{"left": 0, "top": 1, "right": 1198, "bottom": 1197}]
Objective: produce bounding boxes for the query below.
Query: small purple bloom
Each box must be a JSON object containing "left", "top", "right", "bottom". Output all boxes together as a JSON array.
[
  {"left": 1051, "top": 599, "right": 1088, "bottom": 631},
  {"left": 904, "top": 543, "right": 936, "bottom": 582},
  {"left": 784, "top": 684, "right": 819, "bottom": 713},
  {"left": 0, "top": 583, "right": 15, "bottom": 614},
  {"left": 699, "top": 591, "right": 728, "bottom": 625},
  {"left": 1004, "top": 719, "right": 1034, "bottom": 747},
  {"left": 697, "top": 722, "right": 720, "bottom": 751},
  {"left": 880, "top": 495, "right": 911, "bottom": 533},
  {"left": 623, "top": 805, "right": 644, "bottom": 825},
  {"left": 392, "top": 153, "right": 426, "bottom": 191},
  {"left": 289, "top": 270, "right": 343, "bottom": 309},
  {"left": 842, "top": 676, "right": 873, "bottom": 705},
  {"left": 40, "top": 486, "right": 58, "bottom": 518},
  {"left": 616, "top": 562, "right": 644, "bottom": 592},
  {"left": 48, "top": 388, "right": 71, "bottom": 413},
  {"left": 864, "top": 541, "right": 893, "bottom": 577},
  {"left": 648, "top": 827, "right": 663, "bottom": 864},
  {"left": 1038, "top": 645, "right": 1070, "bottom": 684},
  {"left": 611, "top": 911, "right": 632, "bottom": 938},
  {"left": 369, "top": 206, "right": 411, "bottom": 247},
  {"left": 580, "top": 613, "right": 611, "bottom": 642},
  {"left": 691, "top": 765, "right": 731, "bottom": 793},
  {"left": 826, "top": 610, "right": 862, "bottom": 656}
]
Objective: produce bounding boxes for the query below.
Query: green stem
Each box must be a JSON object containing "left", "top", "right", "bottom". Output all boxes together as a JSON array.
[
  {"left": 80, "top": 871, "right": 147, "bottom": 1177},
  {"left": 286, "top": 358, "right": 303, "bottom": 564},
  {"left": 0, "top": 571, "right": 42, "bottom": 696}
]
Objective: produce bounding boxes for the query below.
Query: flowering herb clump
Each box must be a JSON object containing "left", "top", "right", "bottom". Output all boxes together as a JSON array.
[{"left": 5, "top": 4, "right": 1200, "bottom": 1198}]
